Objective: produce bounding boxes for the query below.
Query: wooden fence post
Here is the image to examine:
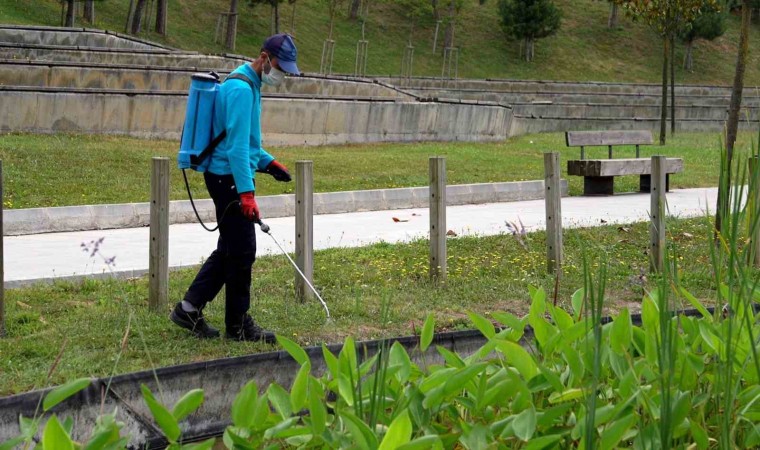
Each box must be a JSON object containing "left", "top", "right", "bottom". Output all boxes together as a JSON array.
[
  {"left": 149, "top": 157, "right": 169, "bottom": 311},
  {"left": 544, "top": 152, "right": 563, "bottom": 274},
  {"left": 0, "top": 160, "right": 4, "bottom": 337},
  {"left": 750, "top": 157, "right": 760, "bottom": 267},
  {"left": 295, "top": 161, "right": 314, "bottom": 301},
  {"left": 429, "top": 157, "right": 447, "bottom": 283},
  {"left": 650, "top": 155, "right": 666, "bottom": 272}
]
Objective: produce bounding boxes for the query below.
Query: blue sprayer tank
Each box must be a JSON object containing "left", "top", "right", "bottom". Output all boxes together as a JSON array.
[{"left": 178, "top": 73, "right": 220, "bottom": 171}]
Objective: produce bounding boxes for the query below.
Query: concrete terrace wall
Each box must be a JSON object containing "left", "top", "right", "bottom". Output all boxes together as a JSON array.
[
  {"left": 0, "top": 88, "right": 511, "bottom": 145},
  {"left": 0, "top": 43, "right": 245, "bottom": 69},
  {"left": 0, "top": 60, "right": 411, "bottom": 98},
  {"left": 0, "top": 25, "right": 170, "bottom": 50}
]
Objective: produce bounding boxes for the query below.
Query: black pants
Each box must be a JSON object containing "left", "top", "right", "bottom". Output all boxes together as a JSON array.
[{"left": 184, "top": 172, "right": 256, "bottom": 329}]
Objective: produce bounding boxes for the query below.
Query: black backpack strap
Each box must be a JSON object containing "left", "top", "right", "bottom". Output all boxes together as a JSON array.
[{"left": 189, "top": 73, "right": 255, "bottom": 168}]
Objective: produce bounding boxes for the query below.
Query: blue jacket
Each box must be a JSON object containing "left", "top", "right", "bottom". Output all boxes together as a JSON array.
[{"left": 208, "top": 64, "right": 275, "bottom": 193}]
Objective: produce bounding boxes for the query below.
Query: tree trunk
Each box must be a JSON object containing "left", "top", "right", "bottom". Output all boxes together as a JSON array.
[
  {"left": 716, "top": 0, "right": 752, "bottom": 236},
  {"left": 131, "top": 0, "right": 147, "bottom": 34},
  {"left": 671, "top": 33, "right": 676, "bottom": 135},
  {"left": 65, "top": 0, "right": 75, "bottom": 27},
  {"left": 442, "top": 0, "right": 455, "bottom": 51},
  {"left": 290, "top": 1, "right": 297, "bottom": 34},
  {"left": 684, "top": 40, "right": 693, "bottom": 71},
  {"left": 125, "top": 0, "right": 135, "bottom": 33},
  {"left": 660, "top": 36, "right": 668, "bottom": 145},
  {"left": 84, "top": 0, "right": 95, "bottom": 23},
  {"left": 155, "top": 0, "right": 167, "bottom": 35},
  {"left": 226, "top": 0, "right": 238, "bottom": 51},
  {"left": 275, "top": 2, "right": 280, "bottom": 34},
  {"left": 524, "top": 37, "right": 535, "bottom": 62},
  {"left": 349, "top": 0, "right": 361, "bottom": 20},
  {"left": 608, "top": 2, "right": 618, "bottom": 28}
]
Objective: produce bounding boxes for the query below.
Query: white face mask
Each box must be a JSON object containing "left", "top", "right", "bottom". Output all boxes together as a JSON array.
[{"left": 262, "top": 56, "right": 286, "bottom": 86}]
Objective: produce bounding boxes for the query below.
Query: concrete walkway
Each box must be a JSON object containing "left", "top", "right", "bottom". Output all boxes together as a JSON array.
[{"left": 5, "top": 188, "right": 718, "bottom": 287}]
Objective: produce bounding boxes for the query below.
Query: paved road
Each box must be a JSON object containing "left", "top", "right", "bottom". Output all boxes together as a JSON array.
[{"left": 5, "top": 188, "right": 718, "bottom": 286}]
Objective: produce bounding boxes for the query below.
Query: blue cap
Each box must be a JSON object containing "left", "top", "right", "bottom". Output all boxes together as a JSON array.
[{"left": 263, "top": 34, "right": 300, "bottom": 75}]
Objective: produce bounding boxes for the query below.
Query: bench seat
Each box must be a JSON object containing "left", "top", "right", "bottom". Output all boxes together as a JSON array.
[{"left": 567, "top": 158, "right": 684, "bottom": 195}]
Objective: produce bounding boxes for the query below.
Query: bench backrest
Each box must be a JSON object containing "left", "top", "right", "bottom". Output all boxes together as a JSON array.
[
  {"left": 565, "top": 130, "right": 653, "bottom": 147},
  {"left": 566, "top": 130, "right": 653, "bottom": 159}
]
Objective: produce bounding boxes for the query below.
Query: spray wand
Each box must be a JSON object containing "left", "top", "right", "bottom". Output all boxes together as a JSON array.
[{"left": 255, "top": 219, "right": 332, "bottom": 321}]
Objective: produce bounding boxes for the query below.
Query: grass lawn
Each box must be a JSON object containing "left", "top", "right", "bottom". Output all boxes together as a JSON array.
[
  {"left": 0, "top": 131, "right": 755, "bottom": 209},
  {"left": 0, "top": 215, "right": 724, "bottom": 396},
  {"left": 1, "top": 0, "right": 758, "bottom": 85}
]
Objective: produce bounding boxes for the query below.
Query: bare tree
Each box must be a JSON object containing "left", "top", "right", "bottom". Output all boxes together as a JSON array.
[
  {"left": 608, "top": 1, "right": 618, "bottom": 28},
  {"left": 716, "top": 0, "right": 752, "bottom": 235},
  {"left": 131, "top": 0, "right": 148, "bottom": 34},
  {"left": 226, "top": 0, "right": 239, "bottom": 51},
  {"left": 155, "top": 0, "right": 168, "bottom": 35},
  {"left": 65, "top": 0, "right": 75, "bottom": 27},
  {"left": 84, "top": 0, "right": 95, "bottom": 23},
  {"left": 349, "top": 0, "right": 361, "bottom": 20}
]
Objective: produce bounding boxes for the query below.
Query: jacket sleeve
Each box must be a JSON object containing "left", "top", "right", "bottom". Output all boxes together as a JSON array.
[
  {"left": 256, "top": 148, "right": 276, "bottom": 171},
  {"left": 223, "top": 83, "right": 255, "bottom": 193}
]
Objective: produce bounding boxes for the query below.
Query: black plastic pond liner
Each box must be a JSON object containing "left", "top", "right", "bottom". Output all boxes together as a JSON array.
[{"left": 0, "top": 304, "right": 754, "bottom": 448}]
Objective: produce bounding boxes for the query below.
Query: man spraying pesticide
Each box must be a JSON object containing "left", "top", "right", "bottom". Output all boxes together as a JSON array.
[{"left": 171, "top": 34, "right": 299, "bottom": 343}]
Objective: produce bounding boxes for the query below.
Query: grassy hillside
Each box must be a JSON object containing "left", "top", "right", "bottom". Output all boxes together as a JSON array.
[{"left": 1, "top": 0, "right": 759, "bottom": 85}]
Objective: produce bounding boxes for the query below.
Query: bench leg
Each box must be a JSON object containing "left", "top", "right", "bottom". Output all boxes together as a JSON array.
[
  {"left": 640, "top": 175, "right": 651, "bottom": 193},
  {"left": 584, "top": 176, "right": 614, "bottom": 196},
  {"left": 641, "top": 174, "right": 672, "bottom": 193}
]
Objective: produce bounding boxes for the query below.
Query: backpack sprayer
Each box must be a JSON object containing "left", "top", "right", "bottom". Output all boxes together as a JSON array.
[{"left": 179, "top": 72, "right": 331, "bottom": 320}]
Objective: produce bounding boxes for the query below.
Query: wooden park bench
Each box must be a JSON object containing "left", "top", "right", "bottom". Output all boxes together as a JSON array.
[{"left": 565, "top": 130, "right": 684, "bottom": 196}]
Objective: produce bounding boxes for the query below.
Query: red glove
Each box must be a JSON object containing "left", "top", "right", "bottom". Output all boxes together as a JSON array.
[
  {"left": 239, "top": 192, "right": 260, "bottom": 221},
  {"left": 266, "top": 160, "right": 292, "bottom": 182}
]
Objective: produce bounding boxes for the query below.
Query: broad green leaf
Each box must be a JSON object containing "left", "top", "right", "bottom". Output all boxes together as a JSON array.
[
  {"left": 42, "top": 415, "right": 73, "bottom": 450},
  {"left": 641, "top": 294, "right": 659, "bottom": 332},
  {"left": 267, "top": 383, "right": 293, "bottom": 419},
  {"left": 610, "top": 309, "right": 633, "bottom": 355},
  {"left": 468, "top": 312, "right": 495, "bottom": 339},
  {"left": 231, "top": 381, "right": 259, "bottom": 429},
  {"left": 43, "top": 378, "right": 91, "bottom": 412},
  {"left": 548, "top": 388, "right": 584, "bottom": 404},
  {"left": 263, "top": 417, "right": 299, "bottom": 440},
  {"left": 140, "top": 385, "right": 180, "bottom": 442},
  {"left": 492, "top": 312, "right": 526, "bottom": 341},
  {"left": 183, "top": 438, "right": 216, "bottom": 450},
  {"left": 308, "top": 377, "right": 326, "bottom": 436},
  {"left": 600, "top": 414, "right": 636, "bottom": 450},
  {"left": 277, "top": 336, "right": 309, "bottom": 366},
  {"left": 536, "top": 403, "right": 573, "bottom": 428},
  {"left": 397, "top": 435, "right": 444, "bottom": 450},
  {"left": 339, "top": 337, "right": 358, "bottom": 380},
  {"left": 0, "top": 437, "right": 25, "bottom": 450},
  {"left": 421, "top": 313, "right": 435, "bottom": 352},
  {"left": 338, "top": 373, "right": 355, "bottom": 407},
  {"left": 549, "top": 304, "right": 574, "bottom": 331},
  {"left": 571, "top": 288, "right": 585, "bottom": 321},
  {"left": 459, "top": 423, "right": 488, "bottom": 450},
  {"left": 378, "top": 410, "right": 412, "bottom": 450},
  {"left": 419, "top": 367, "right": 457, "bottom": 393},
  {"left": 443, "top": 363, "right": 488, "bottom": 397},
  {"left": 171, "top": 389, "right": 204, "bottom": 422},
  {"left": 322, "top": 344, "right": 339, "bottom": 379},
  {"left": 513, "top": 406, "right": 537, "bottom": 441},
  {"left": 495, "top": 341, "right": 539, "bottom": 380},
  {"left": 223, "top": 428, "right": 256, "bottom": 450},
  {"left": 340, "top": 411, "right": 378, "bottom": 449},
  {"left": 290, "top": 362, "right": 311, "bottom": 412},
  {"left": 523, "top": 434, "right": 564, "bottom": 450},
  {"left": 433, "top": 346, "right": 464, "bottom": 369},
  {"left": 389, "top": 342, "right": 413, "bottom": 382},
  {"left": 679, "top": 287, "right": 711, "bottom": 320}
]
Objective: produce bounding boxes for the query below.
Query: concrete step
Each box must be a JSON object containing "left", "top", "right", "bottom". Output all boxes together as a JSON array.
[
  {"left": 0, "top": 24, "right": 170, "bottom": 50},
  {"left": 511, "top": 102, "right": 759, "bottom": 121},
  {"left": 0, "top": 60, "right": 410, "bottom": 98},
  {"left": 0, "top": 43, "right": 244, "bottom": 70},
  {"left": 383, "top": 77, "right": 738, "bottom": 97}
]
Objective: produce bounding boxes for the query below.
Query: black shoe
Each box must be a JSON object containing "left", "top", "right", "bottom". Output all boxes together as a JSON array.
[
  {"left": 226, "top": 315, "right": 276, "bottom": 343},
  {"left": 170, "top": 303, "right": 220, "bottom": 339}
]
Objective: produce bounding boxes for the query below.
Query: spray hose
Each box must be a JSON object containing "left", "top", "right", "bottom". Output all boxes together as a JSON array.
[
  {"left": 256, "top": 219, "right": 332, "bottom": 320},
  {"left": 182, "top": 169, "right": 238, "bottom": 232}
]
